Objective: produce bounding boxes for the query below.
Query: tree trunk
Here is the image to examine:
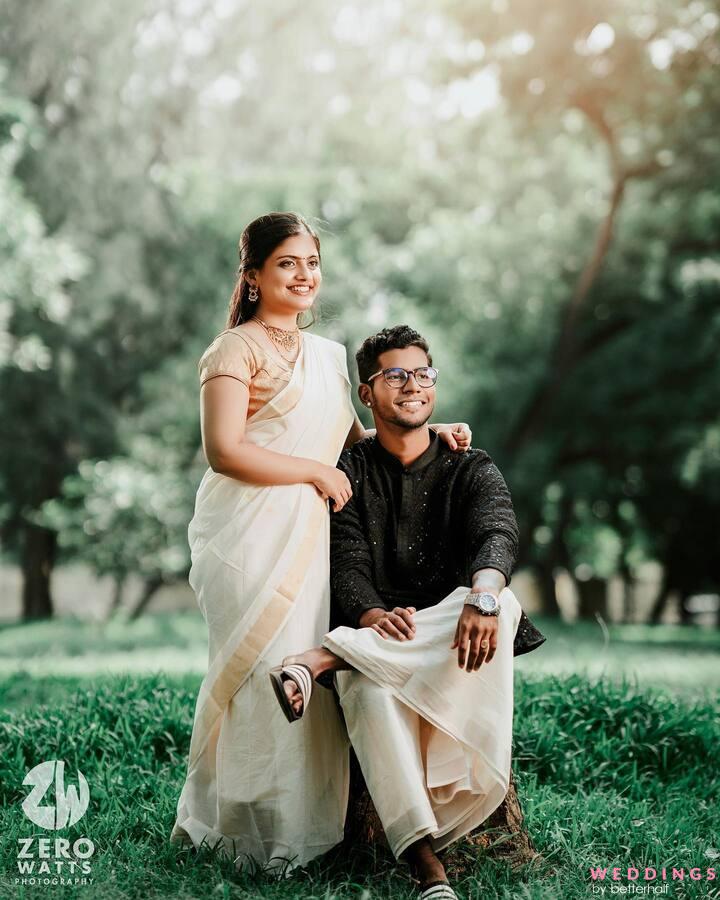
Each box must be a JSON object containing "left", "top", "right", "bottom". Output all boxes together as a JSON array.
[
  {"left": 576, "top": 576, "right": 608, "bottom": 621},
  {"left": 445, "top": 770, "right": 539, "bottom": 873},
  {"left": 618, "top": 557, "right": 636, "bottom": 624},
  {"left": 502, "top": 99, "right": 662, "bottom": 458},
  {"left": 678, "top": 592, "right": 692, "bottom": 625},
  {"left": 535, "top": 562, "right": 561, "bottom": 618},
  {"left": 342, "top": 751, "right": 539, "bottom": 871},
  {"left": 649, "top": 565, "right": 671, "bottom": 624},
  {"left": 128, "top": 576, "right": 164, "bottom": 620},
  {"left": 106, "top": 575, "right": 127, "bottom": 619},
  {"left": 533, "top": 492, "right": 573, "bottom": 618},
  {"left": 504, "top": 172, "right": 628, "bottom": 456},
  {"left": 21, "top": 523, "right": 56, "bottom": 620}
]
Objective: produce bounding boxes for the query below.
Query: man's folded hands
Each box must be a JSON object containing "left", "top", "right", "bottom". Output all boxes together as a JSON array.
[{"left": 358, "top": 606, "right": 417, "bottom": 641}]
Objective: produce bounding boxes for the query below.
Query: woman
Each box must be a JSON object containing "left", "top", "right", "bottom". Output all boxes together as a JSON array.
[{"left": 170, "top": 212, "right": 470, "bottom": 872}]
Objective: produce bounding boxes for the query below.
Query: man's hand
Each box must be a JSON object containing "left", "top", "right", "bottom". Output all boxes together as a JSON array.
[
  {"left": 451, "top": 605, "right": 498, "bottom": 670},
  {"left": 358, "top": 606, "right": 416, "bottom": 641}
]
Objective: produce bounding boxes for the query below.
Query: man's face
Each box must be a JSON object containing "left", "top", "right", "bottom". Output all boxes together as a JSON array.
[{"left": 363, "top": 345, "right": 436, "bottom": 430}]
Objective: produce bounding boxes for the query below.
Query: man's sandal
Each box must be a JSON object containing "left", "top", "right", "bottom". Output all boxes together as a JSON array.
[
  {"left": 419, "top": 882, "right": 458, "bottom": 900},
  {"left": 268, "top": 664, "right": 334, "bottom": 723}
]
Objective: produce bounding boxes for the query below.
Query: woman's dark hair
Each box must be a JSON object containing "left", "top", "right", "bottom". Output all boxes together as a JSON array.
[
  {"left": 355, "top": 325, "right": 432, "bottom": 384},
  {"left": 227, "top": 212, "right": 321, "bottom": 329}
]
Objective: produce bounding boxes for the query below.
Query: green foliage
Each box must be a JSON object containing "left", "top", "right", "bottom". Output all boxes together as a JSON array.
[
  {"left": 1, "top": 0, "right": 719, "bottom": 613},
  {"left": 36, "top": 341, "right": 207, "bottom": 588},
  {"left": 428, "top": 0, "right": 720, "bottom": 589},
  {"left": 0, "top": 67, "right": 90, "bottom": 537},
  {"left": 38, "top": 437, "right": 201, "bottom": 585}
]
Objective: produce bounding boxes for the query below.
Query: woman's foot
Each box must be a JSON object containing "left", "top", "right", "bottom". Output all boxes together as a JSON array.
[{"left": 280, "top": 647, "right": 346, "bottom": 716}]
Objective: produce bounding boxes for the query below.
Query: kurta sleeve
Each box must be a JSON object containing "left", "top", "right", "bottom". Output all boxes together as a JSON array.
[
  {"left": 463, "top": 455, "right": 519, "bottom": 586},
  {"left": 330, "top": 454, "right": 387, "bottom": 628},
  {"left": 198, "top": 332, "right": 258, "bottom": 387}
]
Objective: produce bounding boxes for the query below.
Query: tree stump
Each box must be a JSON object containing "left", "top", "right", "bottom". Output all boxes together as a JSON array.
[{"left": 342, "top": 750, "right": 539, "bottom": 874}]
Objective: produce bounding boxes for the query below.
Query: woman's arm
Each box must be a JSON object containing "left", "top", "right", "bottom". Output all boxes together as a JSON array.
[
  {"left": 343, "top": 415, "right": 369, "bottom": 449},
  {"left": 201, "top": 376, "right": 352, "bottom": 510}
]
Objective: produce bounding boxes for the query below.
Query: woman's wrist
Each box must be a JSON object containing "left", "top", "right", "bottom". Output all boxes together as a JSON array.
[{"left": 297, "top": 458, "right": 323, "bottom": 484}]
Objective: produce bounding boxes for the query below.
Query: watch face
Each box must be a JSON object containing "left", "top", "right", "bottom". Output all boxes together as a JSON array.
[{"left": 479, "top": 593, "right": 497, "bottom": 612}]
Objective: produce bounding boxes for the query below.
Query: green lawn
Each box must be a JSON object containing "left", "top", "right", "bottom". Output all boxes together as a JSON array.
[{"left": 1, "top": 614, "right": 718, "bottom": 899}]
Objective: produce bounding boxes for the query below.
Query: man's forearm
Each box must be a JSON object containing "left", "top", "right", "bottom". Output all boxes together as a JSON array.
[
  {"left": 331, "top": 568, "right": 387, "bottom": 627},
  {"left": 470, "top": 567, "right": 507, "bottom": 596}
]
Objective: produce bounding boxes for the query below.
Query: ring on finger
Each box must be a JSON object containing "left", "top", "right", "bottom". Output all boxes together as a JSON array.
[{"left": 480, "top": 639, "right": 489, "bottom": 649}]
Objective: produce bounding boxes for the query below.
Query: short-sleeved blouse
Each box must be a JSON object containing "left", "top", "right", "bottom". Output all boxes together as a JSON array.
[{"left": 198, "top": 328, "right": 295, "bottom": 419}]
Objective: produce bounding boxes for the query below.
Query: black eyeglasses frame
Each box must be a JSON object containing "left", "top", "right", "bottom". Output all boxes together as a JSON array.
[{"left": 366, "top": 366, "right": 439, "bottom": 388}]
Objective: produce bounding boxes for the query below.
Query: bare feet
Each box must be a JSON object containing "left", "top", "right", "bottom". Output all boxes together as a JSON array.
[
  {"left": 280, "top": 647, "right": 346, "bottom": 716},
  {"left": 404, "top": 837, "right": 448, "bottom": 890}
]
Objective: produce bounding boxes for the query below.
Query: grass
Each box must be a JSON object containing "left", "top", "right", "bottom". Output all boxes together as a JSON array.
[
  {"left": 2, "top": 612, "right": 719, "bottom": 698},
  {"left": 1, "top": 614, "right": 719, "bottom": 899},
  {"left": 514, "top": 617, "right": 720, "bottom": 701}
]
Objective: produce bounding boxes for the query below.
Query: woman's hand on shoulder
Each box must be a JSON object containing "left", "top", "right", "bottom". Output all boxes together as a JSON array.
[{"left": 435, "top": 423, "right": 472, "bottom": 452}]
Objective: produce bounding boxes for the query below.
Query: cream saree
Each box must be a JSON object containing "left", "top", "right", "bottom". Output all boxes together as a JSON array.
[{"left": 171, "top": 332, "right": 354, "bottom": 871}]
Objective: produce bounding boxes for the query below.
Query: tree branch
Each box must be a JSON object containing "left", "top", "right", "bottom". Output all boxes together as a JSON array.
[{"left": 503, "top": 98, "right": 665, "bottom": 455}]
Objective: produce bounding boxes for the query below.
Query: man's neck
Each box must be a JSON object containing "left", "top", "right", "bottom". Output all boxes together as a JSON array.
[{"left": 374, "top": 422, "right": 432, "bottom": 468}]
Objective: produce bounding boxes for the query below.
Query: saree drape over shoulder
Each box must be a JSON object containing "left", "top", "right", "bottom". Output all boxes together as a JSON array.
[{"left": 171, "top": 332, "right": 354, "bottom": 872}]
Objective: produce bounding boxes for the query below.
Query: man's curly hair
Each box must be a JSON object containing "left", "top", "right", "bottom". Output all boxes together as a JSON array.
[{"left": 355, "top": 325, "right": 432, "bottom": 384}]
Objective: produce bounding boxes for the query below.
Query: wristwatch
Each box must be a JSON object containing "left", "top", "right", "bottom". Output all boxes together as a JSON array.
[{"left": 464, "top": 590, "right": 500, "bottom": 616}]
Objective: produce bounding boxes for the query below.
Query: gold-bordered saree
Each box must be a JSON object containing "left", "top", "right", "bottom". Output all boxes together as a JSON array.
[{"left": 171, "top": 332, "right": 354, "bottom": 872}]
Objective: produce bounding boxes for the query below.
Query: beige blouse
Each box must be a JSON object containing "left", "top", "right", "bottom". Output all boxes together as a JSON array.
[{"left": 198, "top": 328, "right": 295, "bottom": 419}]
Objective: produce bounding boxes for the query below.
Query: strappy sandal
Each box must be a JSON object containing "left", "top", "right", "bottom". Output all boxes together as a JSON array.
[
  {"left": 419, "top": 882, "right": 458, "bottom": 900},
  {"left": 268, "top": 664, "right": 334, "bottom": 723}
]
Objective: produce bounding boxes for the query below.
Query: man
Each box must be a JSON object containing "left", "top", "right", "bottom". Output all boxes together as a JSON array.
[{"left": 270, "top": 325, "right": 545, "bottom": 900}]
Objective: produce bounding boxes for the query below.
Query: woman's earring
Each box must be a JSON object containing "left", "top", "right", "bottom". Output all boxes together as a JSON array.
[{"left": 248, "top": 285, "right": 259, "bottom": 302}]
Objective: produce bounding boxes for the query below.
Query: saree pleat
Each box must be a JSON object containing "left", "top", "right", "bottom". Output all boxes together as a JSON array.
[{"left": 171, "top": 333, "right": 354, "bottom": 871}]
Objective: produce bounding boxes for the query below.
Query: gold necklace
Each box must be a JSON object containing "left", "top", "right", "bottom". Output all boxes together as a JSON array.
[{"left": 253, "top": 316, "right": 301, "bottom": 360}]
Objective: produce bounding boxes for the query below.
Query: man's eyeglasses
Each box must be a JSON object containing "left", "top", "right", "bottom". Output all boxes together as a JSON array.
[{"left": 366, "top": 366, "right": 439, "bottom": 388}]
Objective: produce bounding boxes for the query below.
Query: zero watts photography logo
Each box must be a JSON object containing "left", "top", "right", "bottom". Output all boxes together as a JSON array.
[{"left": 15, "top": 759, "right": 95, "bottom": 887}]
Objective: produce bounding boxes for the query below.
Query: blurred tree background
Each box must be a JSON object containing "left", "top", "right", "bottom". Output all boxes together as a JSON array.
[{"left": 0, "top": 0, "right": 718, "bottom": 624}]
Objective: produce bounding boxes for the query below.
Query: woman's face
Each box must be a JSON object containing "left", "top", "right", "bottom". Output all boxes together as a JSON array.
[{"left": 249, "top": 232, "right": 321, "bottom": 318}]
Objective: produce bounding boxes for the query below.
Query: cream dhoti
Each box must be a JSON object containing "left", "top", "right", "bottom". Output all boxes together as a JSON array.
[
  {"left": 171, "top": 333, "right": 354, "bottom": 871},
  {"left": 323, "top": 586, "right": 521, "bottom": 859}
]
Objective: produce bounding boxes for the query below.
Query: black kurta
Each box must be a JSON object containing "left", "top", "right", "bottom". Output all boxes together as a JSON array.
[
  {"left": 329, "top": 432, "right": 546, "bottom": 656},
  {"left": 330, "top": 431, "right": 520, "bottom": 627}
]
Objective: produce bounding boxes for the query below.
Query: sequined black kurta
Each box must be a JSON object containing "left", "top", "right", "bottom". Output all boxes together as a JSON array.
[{"left": 330, "top": 433, "right": 546, "bottom": 654}]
